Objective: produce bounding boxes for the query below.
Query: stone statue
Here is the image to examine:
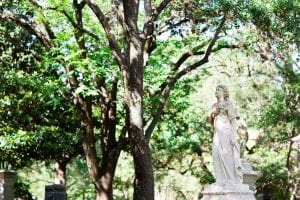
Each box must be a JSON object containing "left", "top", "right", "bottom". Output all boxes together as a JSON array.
[
  {"left": 207, "top": 84, "right": 243, "bottom": 184},
  {"left": 201, "top": 85, "right": 257, "bottom": 200}
]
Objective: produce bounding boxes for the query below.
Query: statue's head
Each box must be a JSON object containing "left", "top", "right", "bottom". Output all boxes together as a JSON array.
[{"left": 216, "top": 84, "right": 229, "bottom": 99}]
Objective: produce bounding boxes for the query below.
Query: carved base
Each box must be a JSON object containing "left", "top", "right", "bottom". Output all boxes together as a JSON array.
[
  {"left": 201, "top": 183, "right": 255, "bottom": 200},
  {"left": 241, "top": 159, "right": 261, "bottom": 191}
]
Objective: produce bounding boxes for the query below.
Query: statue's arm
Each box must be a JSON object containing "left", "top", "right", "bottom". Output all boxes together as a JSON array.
[
  {"left": 228, "top": 103, "right": 239, "bottom": 145},
  {"left": 207, "top": 103, "right": 218, "bottom": 124}
]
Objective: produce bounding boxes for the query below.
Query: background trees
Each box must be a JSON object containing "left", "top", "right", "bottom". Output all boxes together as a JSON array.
[{"left": 0, "top": 0, "right": 299, "bottom": 199}]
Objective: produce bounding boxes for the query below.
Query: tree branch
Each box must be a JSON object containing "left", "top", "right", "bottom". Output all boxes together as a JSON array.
[
  {"left": 172, "top": 41, "right": 208, "bottom": 72},
  {"left": 73, "top": 0, "right": 87, "bottom": 58},
  {"left": 153, "top": 0, "right": 172, "bottom": 21},
  {"left": 173, "top": 16, "right": 227, "bottom": 80},
  {"left": 144, "top": 0, "right": 152, "bottom": 19},
  {"left": 28, "top": 0, "right": 98, "bottom": 42},
  {"left": 145, "top": 15, "right": 227, "bottom": 142},
  {"left": 143, "top": 0, "right": 172, "bottom": 39},
  {"left": 156, "top": 18, "right": 189, "bottom": 36},
  {"left": 25, "top": 1, "right": 56, "bottom": 41},
  {"left": 84, "top": 0, "right": 124, "bottom": 67},
  {"left": 143, "top": 0, "right": 172, "bottom": 38},
  {"left": 45, "top": 6, "right": 101, "bottom": 41},
  {"left": 28, "top": 0, "right": 43, "bottom": 8},
  {"left": 0, "top": 12, "right": 53, "bottom": 49},
  {"left": 123, "top": 0, "right": 139, "bottom": 33}
]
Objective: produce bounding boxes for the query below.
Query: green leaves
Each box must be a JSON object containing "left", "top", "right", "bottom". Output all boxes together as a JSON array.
[
  {"left": 75, "top": 83, "right": 99, "bottom": 97},
  {"left": 249, "top": 149, "right": 289, "bottom": 200}
]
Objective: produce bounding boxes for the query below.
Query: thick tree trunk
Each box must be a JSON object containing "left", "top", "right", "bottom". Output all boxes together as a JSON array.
[
  {"left": 122, "top": 33, "right": 154, "bottom": 199},
  {"left": 125, "top": 92, "right": 154, "bottom": 200},
  {"left": 131, "top": 128, "right": 154, "bottom": 200},
  {"left": 97, "top": 150, "right": 120, "bottom": 200}
]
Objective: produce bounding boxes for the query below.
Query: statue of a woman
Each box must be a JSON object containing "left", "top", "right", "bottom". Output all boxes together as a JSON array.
[{"left": 207, "top": 85, "right": 243, "bottom": 184}]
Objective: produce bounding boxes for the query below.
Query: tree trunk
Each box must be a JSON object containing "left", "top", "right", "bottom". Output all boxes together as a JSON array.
[
  {"left": 78, "top": 99, "right": 118, "bottom": 200},
  {"left": 125, "top": 91, "right": 154, "bottom": 200},
  {"left": 72, "top": 2, "right": 121, "bottom": 198},
  {"left": 77, "top": 91, "right": 122, "bottom": 200},
  {"left": 97, "top": 150, "right": 120, "bottom": 200},
  {"left": 122, "top": 33, "right": 154, "bottom": 199},
  {"left": 131, "top": 130, "right": 154, "bottom": 200},
  {"left": 98, "top": 107, "right": 120, "bottom": 199}
]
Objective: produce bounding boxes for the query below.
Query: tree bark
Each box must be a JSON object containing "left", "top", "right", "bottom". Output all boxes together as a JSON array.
[
  {"left": 122, "top": 30, "right": 154, "bottom": 200},
  {"left": 72, "top": 2, "right": 121, "bottom": 198},
  {"left": 124, "top": 82, "right": 154, "bottom": 200},
  {"left": 98, "top": 78, "right": 121, "bottom": 200},
  {"left": 78, "top": 97, "right": 121, "bottom": 200}
]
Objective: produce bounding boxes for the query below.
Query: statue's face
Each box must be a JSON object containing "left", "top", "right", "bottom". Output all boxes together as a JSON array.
[{"left": 215, "top": 87, "right": 224, "bottom": 98}]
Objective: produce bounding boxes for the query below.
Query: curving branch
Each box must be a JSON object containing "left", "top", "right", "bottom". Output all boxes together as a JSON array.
[
  {"left": 84, "top": 0, "right": 124, "bottom": 67},
  {"left": 0, "top": 12, "right": 53, "bottom": 49},
  {"left": 145, "top": 16, "right": 227, "bottom": 142},
  {"left": 28, "top": 0, "right": 43, "bottom": 8},
  {"left": 156, "top": 18, "right": 189, "bottom": 36},
  {"left": 144, "top": 0, "right": 152, "bottom": 19},
  {"left": 28, "top": 0, "right": 98, "bottom": 42},
  {"left": 171, "top": 41, "right": 208, "bottom": 72},
  {"left": 44, "top": 6, "right": 101, "bottom": 42},
  {"left": 153, "top": 0, "right": 172, "bottom": 21},
  {"left": 143, "top": 0, "right": 172, "bottom": 39}
]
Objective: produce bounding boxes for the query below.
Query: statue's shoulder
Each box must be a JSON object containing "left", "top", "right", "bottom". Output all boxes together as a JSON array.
[
  {"left": 225, "top": 101, "right": 235, "bottom": 111},
  {"left": 226, "top": 101, "right": 233, "bottom": 106}
]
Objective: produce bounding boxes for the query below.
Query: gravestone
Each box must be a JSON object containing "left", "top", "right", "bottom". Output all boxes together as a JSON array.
[
  {"left": 0, "top": 170, "right": 16, "bottom": 200},
  {"left": 45, "top": 184, "right": 67, "bottom": 200}
]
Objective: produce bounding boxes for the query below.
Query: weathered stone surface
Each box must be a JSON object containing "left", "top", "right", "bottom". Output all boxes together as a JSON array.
[
  {"left": 207, "top": 85, "right": 243, "bottom": 185},
  {"left": 201, "top": 183, "right": 255, "bottom": 200},
  {"left": 45, "top": 184, "right": 67, "bottom": 200},
  {"left": 203, "top": 85, "right": 258, "bottom": 200},
  {"left": 0, "top": 170, "right": 16, "bottom": 200},
  {"left": 241, "top": 159, "right": 261, "bottom": 191}
]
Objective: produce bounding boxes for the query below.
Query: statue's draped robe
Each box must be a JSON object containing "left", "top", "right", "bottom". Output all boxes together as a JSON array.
[{"left": 212, "top": 102, "right": 243, "bottom": 184}]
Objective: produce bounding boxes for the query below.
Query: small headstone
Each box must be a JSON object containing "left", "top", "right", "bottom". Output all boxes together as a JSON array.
[
  {"left": 0, "top": 170, "right": 16, "bottom": 200},
  {"left": 45, "top": 184, "right": 67, "bottom": 200}
]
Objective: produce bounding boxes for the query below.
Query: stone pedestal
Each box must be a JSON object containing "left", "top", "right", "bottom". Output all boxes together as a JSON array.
[
  {"left": 45, "top": 184, "right": 67, "bottom": 200},
  {"left": 0, "top": 170, "right": 16, "bottom": 200},
  {"left": 241, "top": 159, "right": 261, "bottom": 191},
  {"left": 201, "top": 183, "right": 255, "bottom": 200}
]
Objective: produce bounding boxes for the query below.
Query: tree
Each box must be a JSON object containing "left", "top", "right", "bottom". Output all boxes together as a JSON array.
[{"left": 0, "top": 16, "right": 83, "bottom": 185}]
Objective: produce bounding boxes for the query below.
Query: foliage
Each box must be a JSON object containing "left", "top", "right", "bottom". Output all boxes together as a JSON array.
[
  {"left": 0, "top": 12, "right": 81, "bottom": 169},
  {"left": 66, "top": 157, "right": 96, "bottom": 199},
  {"left": 257, "top": 57, "right": 299, "bottom": 197},
  {"left": 14, "top": 176, "right": 35, "bottom": 200},
  {"left": 249, "top": 149, "right": 289, "bottom": 200}
]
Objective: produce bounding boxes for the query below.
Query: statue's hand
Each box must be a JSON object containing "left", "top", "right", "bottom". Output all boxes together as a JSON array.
[
  {"left": 230, "top": 137, "right": 237, "bottom": 146},
  {"left": 212, "top": 106, "right": 219, "bottom": 116}
]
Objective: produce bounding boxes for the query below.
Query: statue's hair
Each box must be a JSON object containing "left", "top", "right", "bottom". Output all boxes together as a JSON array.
[{"left": 216, "top": 84, "right": 229, "bottom": 99}]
